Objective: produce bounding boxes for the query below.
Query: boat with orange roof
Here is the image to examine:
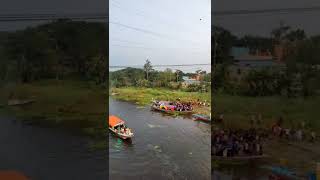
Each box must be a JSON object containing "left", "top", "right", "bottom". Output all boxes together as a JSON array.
[{"left": 109, "top": 115, "right": 134, "bottom": 140}]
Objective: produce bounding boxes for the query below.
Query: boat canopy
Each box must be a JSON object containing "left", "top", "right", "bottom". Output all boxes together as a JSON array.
[{"left": 109, "top": 115, "right": 124, "bottom": 127}]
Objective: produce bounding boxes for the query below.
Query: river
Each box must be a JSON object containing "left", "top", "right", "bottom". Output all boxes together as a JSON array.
[
  {"left": 109, "top": 98, "right": 211, "bottom": 180},
  {"left": 0, "top": 113, "right": 107, "bottom": 180},
  {"left": 213, "top": 164, "right": 270, "bottom": 180}
]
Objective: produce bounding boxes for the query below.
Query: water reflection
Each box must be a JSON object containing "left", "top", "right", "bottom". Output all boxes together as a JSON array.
[
  {"left": 213, "top": 161, "right": 270, "bottom": 180},
  {"left": 0, "top": 115, "right": 107, "bottom": 180}
]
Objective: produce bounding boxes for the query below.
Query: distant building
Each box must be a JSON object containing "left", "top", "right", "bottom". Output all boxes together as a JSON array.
[
  {"left": 234, "top": 55, "right": 277, "bottom": 68},
  {"left": 182, "top": 76, "right": 200, "bottom": 87},
  {"left": 231, "top": 47, "right": 250, "bottom": 58},
  {"left": 230, "top": 46, "right": 280, "bottom": 68},
  {"left": 189, "top": 74, "right": 202, "bottom": 81},
  {"left": 228, "top": 47, "right": 284, "bottom": 83}
]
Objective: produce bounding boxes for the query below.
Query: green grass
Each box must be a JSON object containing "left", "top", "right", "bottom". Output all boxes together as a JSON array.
[
  {"left": 214, "top": 94, "right": 320, "bottom": 132},
  {"left": 111, "top": 87, "right": 211, "bottom": 115},
  {"left": 0, "top": 80, "right": 107, "bottom": 137},
  {"left": 214, "top": 94, "right": 320, "bottom": 174}
]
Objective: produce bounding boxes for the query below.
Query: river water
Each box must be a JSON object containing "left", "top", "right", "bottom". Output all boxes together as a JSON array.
[
  {"left": 0, "top": 114, "right": 107, "bottom": 180},
  {"left": 109, "top": 98, "right": 211, "bottom": 180},
  {"left": 213, "top": 164, "right": 270, "bottom": 180}
]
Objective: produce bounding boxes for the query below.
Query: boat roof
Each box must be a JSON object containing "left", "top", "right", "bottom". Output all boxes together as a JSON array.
[
  {"left": 109, "top": 115, "right": 125, "bottom": 127},
  {"left": 0, "top": 171, "right": 29, "bottom": 180}
]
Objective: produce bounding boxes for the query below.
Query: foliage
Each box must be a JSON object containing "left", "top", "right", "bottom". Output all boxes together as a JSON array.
[
  {"left": 143, "top": 59, "right": 153, "bottom": 81},
  {"left": 214, "top": 24, "right": 320, "bottom": 97},
  {"left": 111, "top": 87, "right": 211, "bottom": 115},
  {"left": 0, "top": 20, "right": 107, "bottom": 84},
  {"left": 110, "top": 64, "right": 211, "bottom": 93}
]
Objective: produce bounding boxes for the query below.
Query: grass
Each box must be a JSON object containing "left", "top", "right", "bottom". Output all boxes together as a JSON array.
[
  {"left": 0, "top": 79, "right": 107, "bottom": 137},
  {"left": 111, "top": 87, "right": 211, "bottom": 115},
  {"left": 214, "top": 93, "right": 320, "bottom": 174},
  {"left": 214, "top": 94, "right": 320, "bottom": 132}
]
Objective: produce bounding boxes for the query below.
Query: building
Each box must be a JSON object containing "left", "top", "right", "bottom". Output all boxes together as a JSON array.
[
  {"left": 231, "top": 47, "right": 280, "bottom": 68},
  {"left": 228, "top": 47, "right": 284, "bottom": 83},
  {"left": 231, "top": 47, "right": 250, "bottom": 57},
  {"left": 181, "top": 76, "right": 200, "bottom": 87},
  {"left": 234, "top": 55, "right": 277, "bottom": 68}
]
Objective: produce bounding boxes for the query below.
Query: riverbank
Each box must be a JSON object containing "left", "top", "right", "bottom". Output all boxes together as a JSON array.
[
  {"left": 0, "top": 80, "right": 107, "bottom": 138},
  {"left": 110, "top": 87, "right": 211, "bottom": 115},
  {"left": 214, "top": 94, "right": 320, "bottom": 132},
  {"left": 214, "top": 94, "right": 320, "bottom": 176}
]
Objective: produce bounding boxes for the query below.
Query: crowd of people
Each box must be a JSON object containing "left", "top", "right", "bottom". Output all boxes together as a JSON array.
[
  {"left": 213, "top": 128, "right": 264, "bottom": 157},
  {"left": 152, "top": 100, "right": 193, "bottom": 112},
  {"left": 271, "top": 120, "right": 317, "bottom": 142}
]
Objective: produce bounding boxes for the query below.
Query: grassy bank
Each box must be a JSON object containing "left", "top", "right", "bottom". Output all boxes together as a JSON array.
[
  {"left": 214, "top": 94, "right": 320, "bottom": 132},
  {"left": 0, "top": 80, "right": 107, "bottom": 138},
  {"left": 214, "top": 94, "right": 320, "bottom": 174},
  {"left": 111, "top": 87, "right": 211, "bottom": 115}
]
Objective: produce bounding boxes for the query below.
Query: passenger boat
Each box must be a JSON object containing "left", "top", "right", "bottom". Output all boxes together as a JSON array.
[
  {"left": 213, "top": 154, "right": 268, "bottom": 165},
  {"left": 7, "top": 99, "right": 35, "bottom": 106},
  {"left": 150, "top": 105, "right": 193, "bottom": 115},
  {"left": 192, "top": 114, "right": 211, "bottom": 122},
  {"left": 109, "top": 115, "right": 134, "bottom": 140},
  {"left": 0, "top": 171, "right": 29, "bottom": 180},
  {"left": 262, "top": 166, "right": 301, "bottom": 179}
]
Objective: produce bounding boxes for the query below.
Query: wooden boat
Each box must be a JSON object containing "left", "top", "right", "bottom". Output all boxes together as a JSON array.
[
  {"left": 0, "top": 171, "right": 29, "bottom": 180},
  {"left": 109, "top": 115, "right": 134, "bottom": 140},
  {"left": 192, "top": 114, "right": 211, "bottom": 122},
  {"left": 262, "top": 166, "right": 301, "bottom": 179},
  {"left": 8, "top": 99, "right": 35, "bottom": 106},
  {"left": 213, "top": 154, "right": 268, "bottom": 165},
  {"left": 151, "top": 105, "right": 193, "bottom": 115}
]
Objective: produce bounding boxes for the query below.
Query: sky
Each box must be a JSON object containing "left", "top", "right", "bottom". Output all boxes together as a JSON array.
[
  {"left": 0, "top": 0, "right": 106, "bottom": 31},
  {"left": 213, "top": 0, "right": 320, "bottom": 37},
  {"left": 109, "top": 0, "right": 211, "bottom": 73}
]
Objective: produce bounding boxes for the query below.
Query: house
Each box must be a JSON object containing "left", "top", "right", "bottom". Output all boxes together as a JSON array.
[
  {"left": 233, "top": 55, "right": 277, "bottom": 68},
  {"left": 228, "top": 47, "right": 284, "bottom": 83},
  {"left": 181, "top": 76, "right": 200, "bottom": 87},
  {"left": 231, "top": 47, "right": 250, "bottom": 57},
  {"left": 190, "top": 74, "right": 201, "bottom": 81},
  {"left": 230, "top": 47, "right": 280, "bottom": 69}
]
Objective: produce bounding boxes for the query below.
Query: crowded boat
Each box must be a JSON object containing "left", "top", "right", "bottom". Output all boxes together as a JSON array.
[
  {"left": 109, "top": 115, "right": 134, "bottom": 140},
  {"left": 151, "top": 100, "right": 193, "bottom": 113}
]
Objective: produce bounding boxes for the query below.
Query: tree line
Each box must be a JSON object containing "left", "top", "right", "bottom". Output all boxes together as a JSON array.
[
  {"left": 0, "top": 19, "right": 108, "bottom": 84},
  {"left": 110, "top": 60, "right": 211, "bottom": 92}
]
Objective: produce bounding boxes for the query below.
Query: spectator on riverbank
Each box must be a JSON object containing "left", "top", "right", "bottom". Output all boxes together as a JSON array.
[{"left": 213, "top": 128, "right": 264, "bottom": 157}]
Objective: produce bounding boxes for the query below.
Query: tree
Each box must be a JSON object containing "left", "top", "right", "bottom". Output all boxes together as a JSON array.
[
  {"left": 143, "top": 59, "right": 153, "bottom": 81},
  {"left": 175, "top": 69, "right": 183, "bottom": 82},
  {"left": 271, "top": 22, "right": 291, "bottom": 43},
  {"left": 285, "top": 29, "right": 306, "bottom": 42}
]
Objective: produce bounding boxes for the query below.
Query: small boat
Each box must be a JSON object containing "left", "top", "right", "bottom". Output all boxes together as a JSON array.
[
  {"left": 109, "top": 115, "right": 134, "bottom": 140},
  {"left": 0, "top": 170, "right": 29, "bottom": 180},
  {"left": 261, "top": 166, "right": 301, "bottom": 179},
  {"left": 151, "top": 105, "right": 193, "bottom": 115},
  {"left": 7, "top": 99, "right": 35, "bottom": 106},
  {"left": 192, "top": 113, "right": 211, "bottom": 122}
]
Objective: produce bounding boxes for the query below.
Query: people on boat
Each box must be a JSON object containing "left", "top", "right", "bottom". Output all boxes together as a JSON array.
[{"left": 152, "top": 100, "right": 193, "bottom": 112}]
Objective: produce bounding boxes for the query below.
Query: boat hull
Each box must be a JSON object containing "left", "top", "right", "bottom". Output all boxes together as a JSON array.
[
  {"left": 151, "top": 105, "right": 193, "bottom": 115},
  {"left": 192, "top": 114, "right": 211, "bottom": 122},
  {"left": 109, "top": 128, "right": 133, "bottom": 140},
  {"left": 213, "top": 155, "right": 268, "bottom": 165}
]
